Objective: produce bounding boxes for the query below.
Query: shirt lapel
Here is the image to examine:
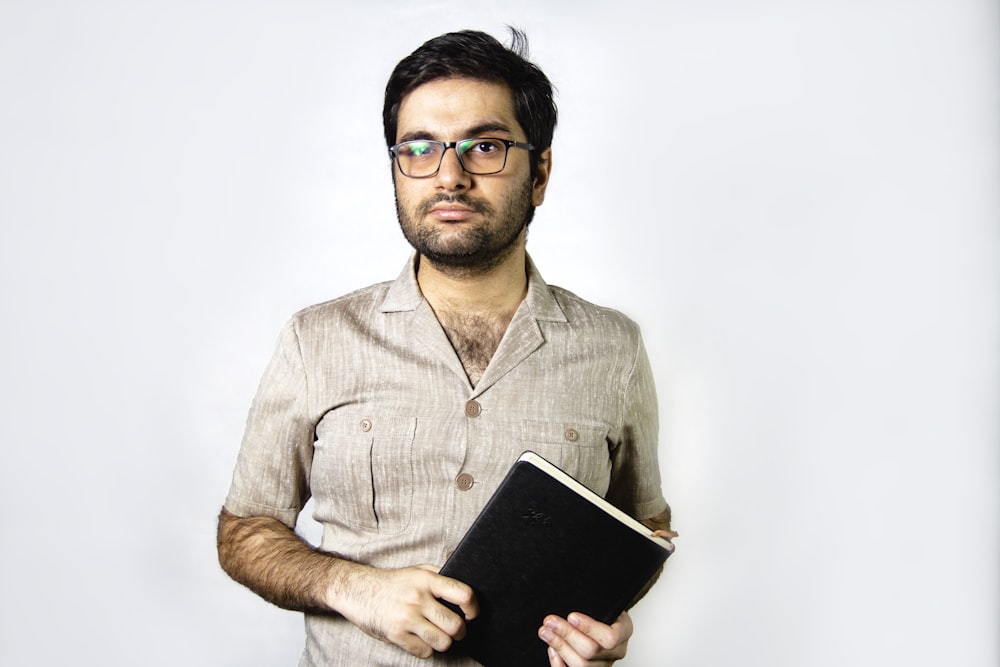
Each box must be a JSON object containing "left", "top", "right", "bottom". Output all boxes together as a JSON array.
[
  {"left": 381, "top": 254, "right": 473, "bottom": 387},
  {"left": 381, "top": 253, "right": 569, "bottom": 395},
  {"left": 472, "top": 255, "right": 567, "bottom": 396}
]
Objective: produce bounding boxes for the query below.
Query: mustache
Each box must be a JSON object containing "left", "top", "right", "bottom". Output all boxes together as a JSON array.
[{"left": 417, "top": 194, "right": 493, "bottom": 217}]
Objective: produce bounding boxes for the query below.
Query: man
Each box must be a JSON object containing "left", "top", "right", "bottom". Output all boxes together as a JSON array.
[{"left": 218, "top": 29, "right": 674, "bottom": 667}]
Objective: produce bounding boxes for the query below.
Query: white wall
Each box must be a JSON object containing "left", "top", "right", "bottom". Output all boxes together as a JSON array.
[{"left": 1, "top": 2, "right": 996, "bottom": 665}]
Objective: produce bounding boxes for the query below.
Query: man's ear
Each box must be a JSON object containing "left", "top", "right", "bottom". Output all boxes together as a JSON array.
[{"left": 531, "top": 148, "right": 552, "bottom": 207}]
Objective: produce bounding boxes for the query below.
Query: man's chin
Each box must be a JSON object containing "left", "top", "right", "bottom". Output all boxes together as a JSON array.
[
  {"left": 422, "top": 249, "right": 492, "bottom": 269},
  {"left": 418, "top": 243, "right": 520, "bottom": 275},
  {"left": 409, "top": 231, "right": 495, "bottom": 267}
]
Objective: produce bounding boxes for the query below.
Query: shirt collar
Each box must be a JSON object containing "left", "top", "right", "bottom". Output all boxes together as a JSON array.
[{"left": 380, "top": 252, "right": 568, "bottom": 323}]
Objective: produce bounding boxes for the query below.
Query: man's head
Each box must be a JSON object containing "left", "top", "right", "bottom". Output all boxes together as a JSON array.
[
  {"left": 384, "top": 30, "right": 557, "bottom": 273},
  {"left": 383, "top": 29, "right": 557, "bottom": 182}
]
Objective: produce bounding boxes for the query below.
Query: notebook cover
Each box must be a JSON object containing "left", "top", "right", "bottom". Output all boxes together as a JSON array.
[{"left": 440, "top": 451, "right": 673, "bottom": 667}]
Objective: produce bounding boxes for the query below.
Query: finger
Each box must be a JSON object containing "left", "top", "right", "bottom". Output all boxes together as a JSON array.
[
  {"left": 540, "top": 613, "right": 632, "bottom": 663},
  {"left": 539, "top": 615, "right": 601, "bottom": 663},
  {"left": 425, "top": 596, "right": 469, "bottom": 640},
  {"left": 428, "top": 573, "right": 479, "bottom": 621},
  {"left": 652, "top": 529, "right": 679, "bottom": 538},
  {"left": 382, "top": 599, "right": 461, "bottom": 655},
  {"left": 539, "top": 622, "right": 584, "bottom": 667},
  {"left": 384, "top": 606, "right": 461, "bottom": 656},
  {"left": 566, "top": 611, "right": 632, "bottom": 652},
  {"left": 384, "top": 626, "right": 437, "bottom": 659},
  {"left": 412, "top": 618, "right": 460, "bottom": 654}
]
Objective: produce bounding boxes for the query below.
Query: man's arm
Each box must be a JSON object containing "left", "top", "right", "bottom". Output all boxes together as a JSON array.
[{"left": 216, "top": 508, "right": 479, "bottom": 659}]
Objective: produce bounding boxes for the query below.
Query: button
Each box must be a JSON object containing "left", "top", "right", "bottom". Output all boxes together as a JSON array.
[
  {"left": 564, "top": 428, "right": 579, "bottom": 442},
  {"left": 455, "top": 472, "right": 474, "bottom": 491},
  {"left": 464, "top": 400, "right": 482, "bottom": 418},
  {"left": 360, "top": 418, "right": 372, "bottom": 432}
]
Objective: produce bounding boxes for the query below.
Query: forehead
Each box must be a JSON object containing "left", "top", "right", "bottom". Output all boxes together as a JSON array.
[{"left": 395, "top": 77, "right": 522, "bottom": 141}]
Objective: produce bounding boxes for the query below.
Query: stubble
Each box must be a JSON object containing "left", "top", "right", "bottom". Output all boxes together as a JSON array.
[{"left": 395, "top": 177, "right": 535, "bottom": 276}]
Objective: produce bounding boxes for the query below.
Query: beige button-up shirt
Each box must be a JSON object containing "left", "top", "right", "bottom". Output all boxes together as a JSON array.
[{"left": 225, "top": 254, "right": 667, "bottom": 666}]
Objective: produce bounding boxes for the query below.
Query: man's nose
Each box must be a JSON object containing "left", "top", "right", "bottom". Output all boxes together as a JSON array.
[{"left": 433, "top": 146, "right": 471, "bottom": 190}]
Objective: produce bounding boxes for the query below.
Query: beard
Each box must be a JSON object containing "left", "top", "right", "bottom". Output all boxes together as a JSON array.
[{"left": 395, "top": 177, "right": 535, "bottom": 275}]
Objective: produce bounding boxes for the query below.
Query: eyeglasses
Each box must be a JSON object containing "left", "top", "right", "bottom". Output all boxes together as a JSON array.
[{"left": 389, "top": 138, "right": 535, "bottom": 178}]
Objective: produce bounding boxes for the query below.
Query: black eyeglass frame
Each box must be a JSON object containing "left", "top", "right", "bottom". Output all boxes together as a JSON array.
[{"left": 388, "top": 138, "right": 535, "bottom": 178}]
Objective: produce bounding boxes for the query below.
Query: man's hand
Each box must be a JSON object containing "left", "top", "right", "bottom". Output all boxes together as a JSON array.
[
  {"left": 642, "top": 507, "right": 676, "bottom": 540},
  {"left": 538, "top": 611, "right": 633, "bottom": 667},
  {"left": 330, "top": 563, "right": 479, "bottom": 659},
  {"left": 216, "top": 510, "right": 477, "bottom": 659}
]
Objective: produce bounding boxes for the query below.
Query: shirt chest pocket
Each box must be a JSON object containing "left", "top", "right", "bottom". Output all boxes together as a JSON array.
[
  {"left": 313, "top": 414, "right": 416, "bottom": 534},
  {"left": 521, "top": 420, "right": 612, "bottom": 497}
]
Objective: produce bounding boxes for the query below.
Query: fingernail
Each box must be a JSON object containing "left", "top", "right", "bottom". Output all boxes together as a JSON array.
[
  {"left": 539, "top": 627, "right": 553, "bottom": 642},
  {"left": 544, "top": 618, "right": 559, "bottom": 630},
  {"left": 568, "top": 614, "right": 581, "bottom": 628}
]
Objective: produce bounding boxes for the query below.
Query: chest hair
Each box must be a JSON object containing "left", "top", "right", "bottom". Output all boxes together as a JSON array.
[{"left": 439, "top": 312, "right": 511, "bottom": 387}]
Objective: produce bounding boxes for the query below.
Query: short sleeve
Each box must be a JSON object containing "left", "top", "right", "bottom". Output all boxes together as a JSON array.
[
  {"left": 605, "top": 332, "right": 668, "bottom": 522},
  {"left": 224, "top": 319, "right": 315, "bottom": 528}
]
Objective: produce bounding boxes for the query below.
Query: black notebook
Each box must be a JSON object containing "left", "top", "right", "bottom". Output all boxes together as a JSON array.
[{"left": 440, "top": 451, "right": 674, "bottom": 667}]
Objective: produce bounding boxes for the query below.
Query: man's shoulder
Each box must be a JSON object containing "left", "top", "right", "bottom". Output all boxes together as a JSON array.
[
  {"left": 290, "top": 280, "right": 395, "bottom": 328},
  {"left": 544, "top": 284, "right": 642, "bottom": 338}
]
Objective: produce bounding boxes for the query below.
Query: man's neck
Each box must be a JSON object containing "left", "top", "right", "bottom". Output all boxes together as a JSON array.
[
  {"left": 415, "top": 246, "right": 529, "bottom": 320},
  {"left": 416, "top": 246, "right": 529, "bottom": 387}
]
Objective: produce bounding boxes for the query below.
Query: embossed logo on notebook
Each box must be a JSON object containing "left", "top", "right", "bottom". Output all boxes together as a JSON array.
[{"left": 522, "top": 505, "right": 552, "bottom": 527}]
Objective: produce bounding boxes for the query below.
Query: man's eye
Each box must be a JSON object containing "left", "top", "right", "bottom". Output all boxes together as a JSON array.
[
  {"left": 404, "top": 142, "right": 435, "bottom": 157},
  {"left": 468, "top": 140, "right": 500, "bottom": 154}
]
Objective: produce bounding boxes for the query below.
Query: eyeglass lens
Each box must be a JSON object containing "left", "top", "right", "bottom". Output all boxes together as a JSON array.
[{"left": 396, "top": 139, "right": 508, "bottom": 177}]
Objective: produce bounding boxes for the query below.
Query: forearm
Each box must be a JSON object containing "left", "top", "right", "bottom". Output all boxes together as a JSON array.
[
  {"left": 217, "top": 507, "right": 354, "bottom": 613},
  {"left": 217, "top": 507, "right": 478, "bottom": 657}
]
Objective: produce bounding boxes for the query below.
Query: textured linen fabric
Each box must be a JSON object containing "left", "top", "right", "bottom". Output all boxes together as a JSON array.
[{"left": 224, "top": 254, "right": 667, "bottom": 667}]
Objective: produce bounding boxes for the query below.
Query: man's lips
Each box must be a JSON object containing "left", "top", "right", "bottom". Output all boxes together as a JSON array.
[
  {"left": 419, "top": 195, "right": 490, "bottom": 222},
  {"left": 427, "top": 204, "right": 476, "bottom": 221}
]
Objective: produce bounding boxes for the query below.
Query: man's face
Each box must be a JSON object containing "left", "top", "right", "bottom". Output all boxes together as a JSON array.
[{"left": 393, "top": 77, "right": 551, "bottom": 272}]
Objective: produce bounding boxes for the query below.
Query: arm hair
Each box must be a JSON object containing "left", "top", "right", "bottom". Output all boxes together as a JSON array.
[{"left": 217, "top": 507, "right": 349, "bottom": 614}]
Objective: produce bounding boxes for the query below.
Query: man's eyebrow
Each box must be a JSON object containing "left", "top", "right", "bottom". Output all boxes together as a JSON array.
[
  {"left": 464, "top": 122, "right": 516, "bottom": 138},
  {"left": 396, "top": 122, "right": 517, "bottom": 145},
  {"left": 397, "top": 130, "right": 436, "bottom": 144}
]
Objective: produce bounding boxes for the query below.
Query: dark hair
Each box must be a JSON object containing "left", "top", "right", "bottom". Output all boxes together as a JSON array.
[{"left": 383, "top": 28, "right": 557, "bottom": 178}]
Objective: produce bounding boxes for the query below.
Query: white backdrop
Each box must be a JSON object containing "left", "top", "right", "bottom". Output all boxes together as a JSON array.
[{"left": 1, "top": 1, "right": 997, "bottom": 665}]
